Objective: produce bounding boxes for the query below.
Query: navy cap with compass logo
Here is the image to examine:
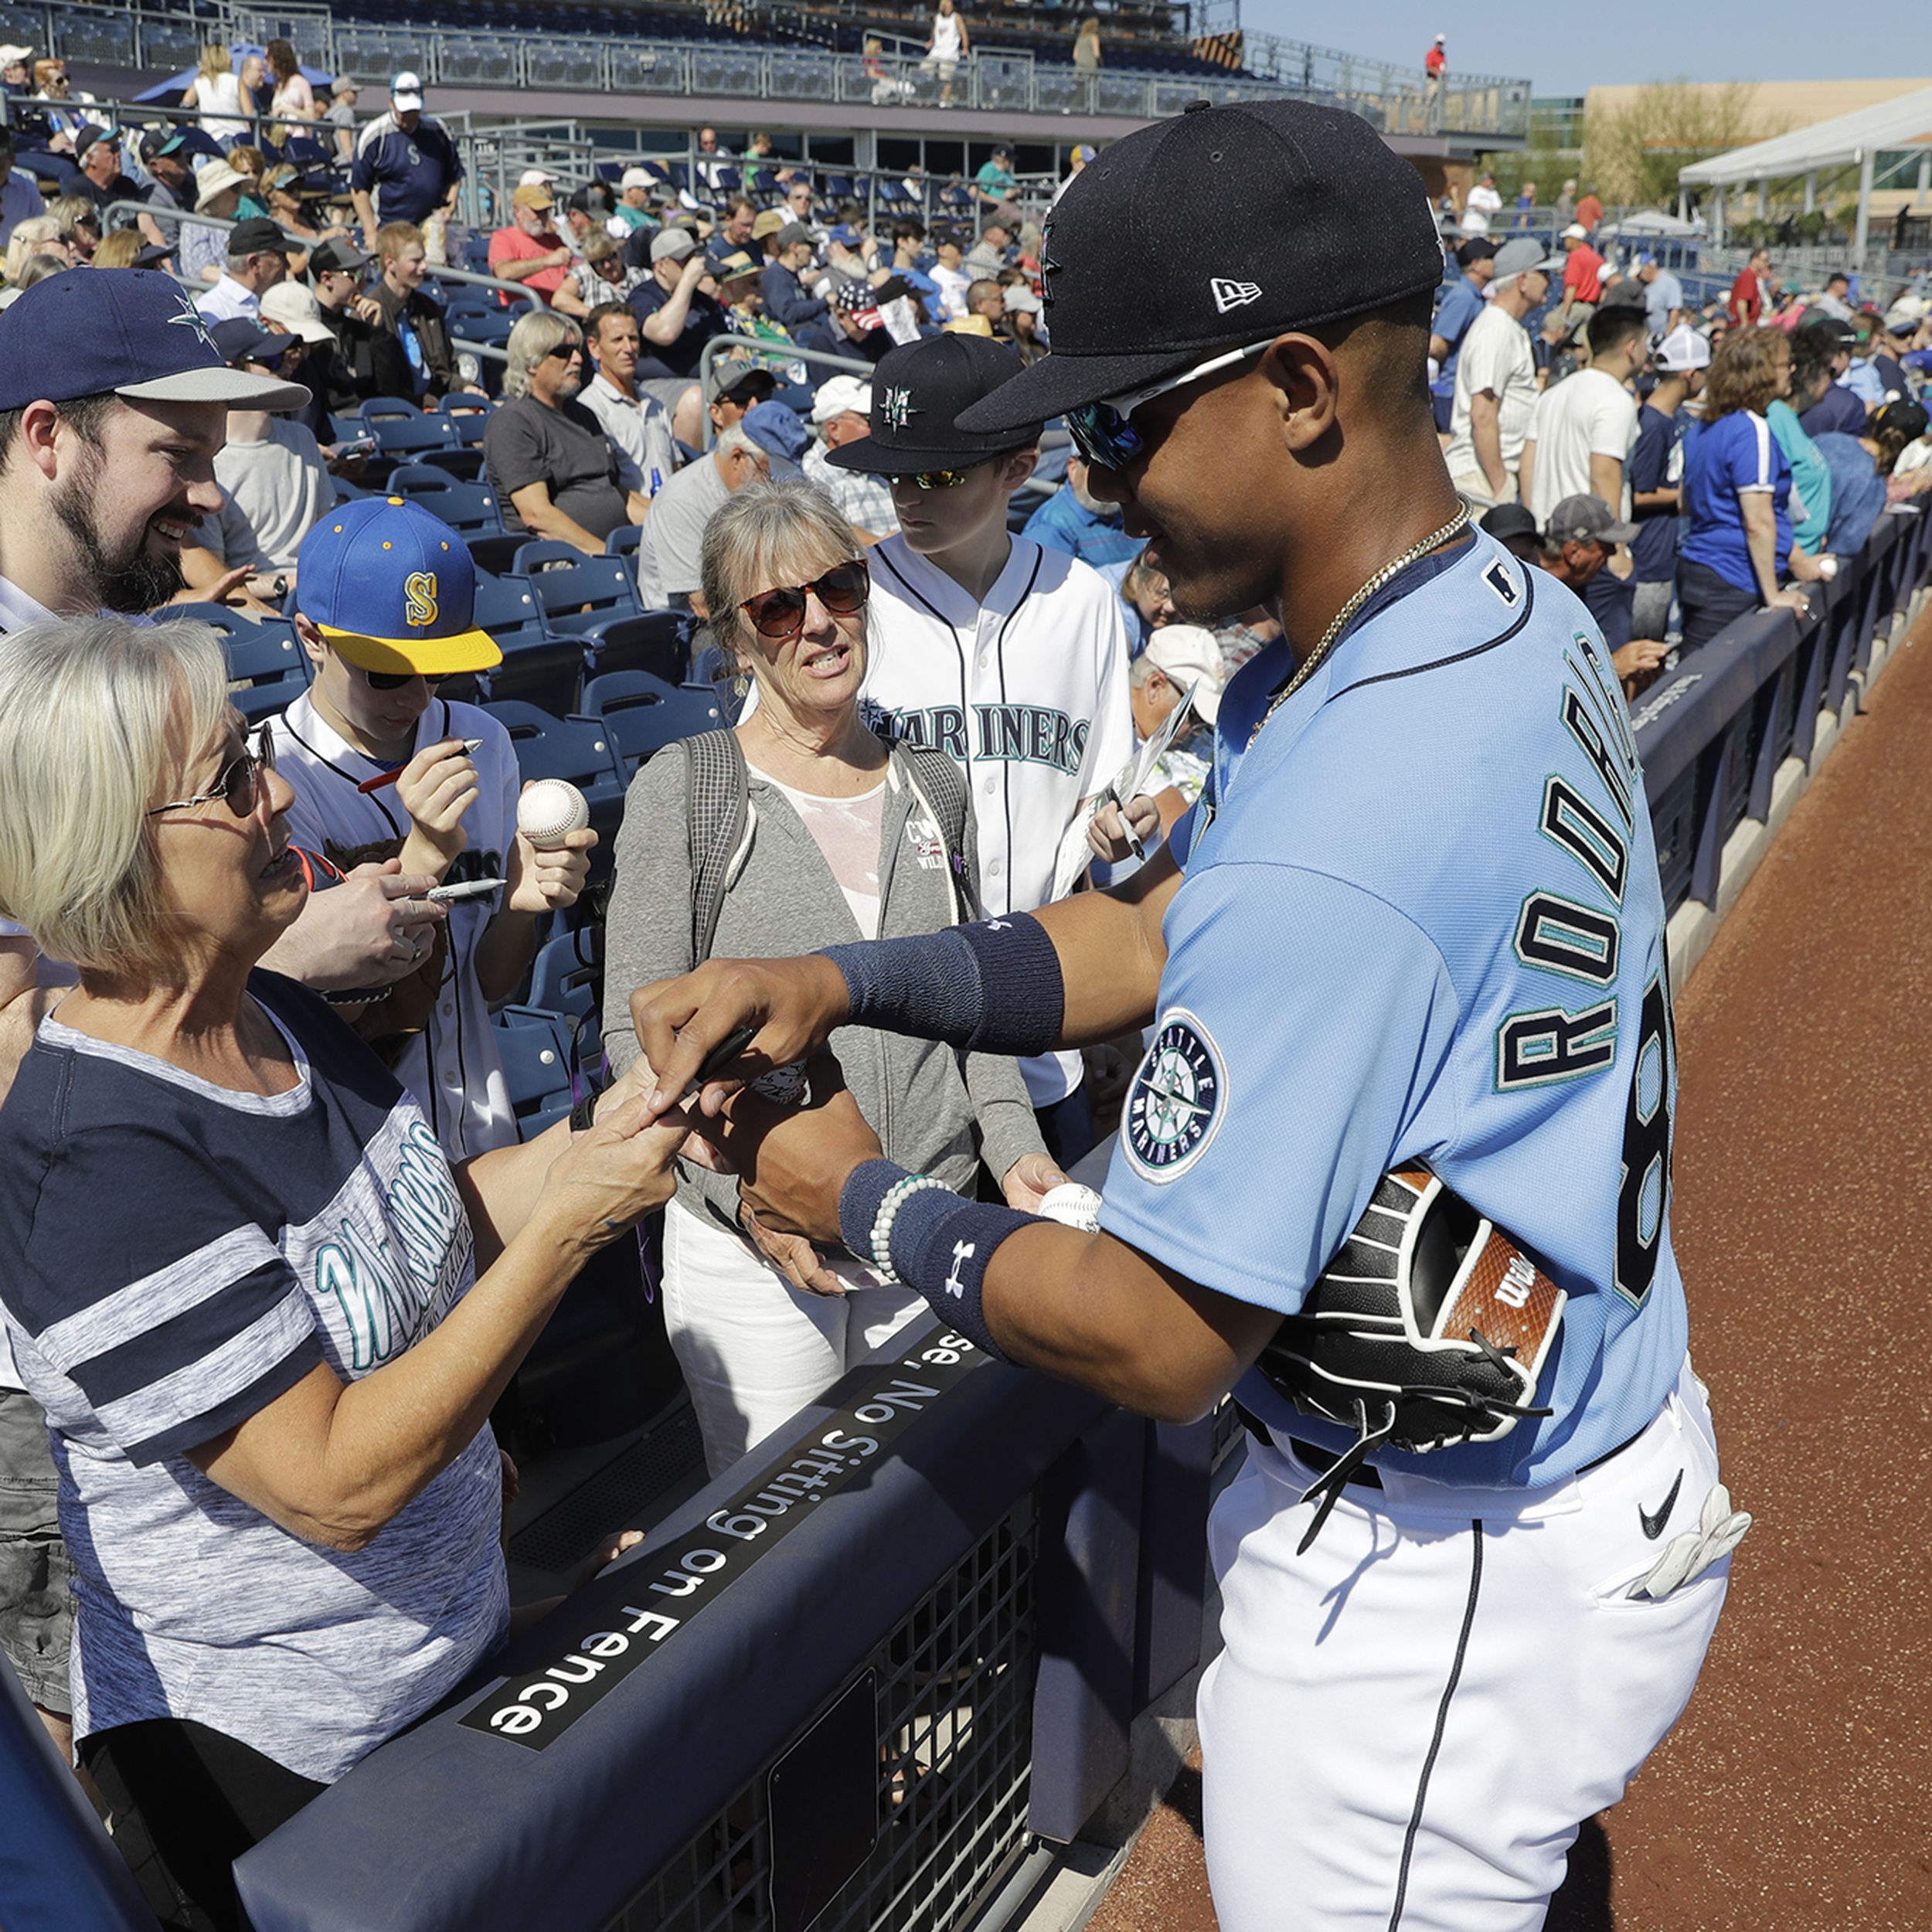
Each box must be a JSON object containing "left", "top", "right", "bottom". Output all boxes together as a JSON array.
[
  {"left": 1121, "top": 1009, "right": 1228, "bottom": 1182},
  {"left": 957, "top": 98, "right": 1445, "bottom": 435},
  {"left": 823, "top": 332, "right": 1042, "bottom": 477},
  {"left": 0, "top": 267, "right": 312, "bottom": 413}
]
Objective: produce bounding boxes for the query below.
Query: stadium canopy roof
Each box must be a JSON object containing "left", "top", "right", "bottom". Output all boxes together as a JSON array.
[{"left": 1679, "top": 82, "right": 1932, "bottom": 187}]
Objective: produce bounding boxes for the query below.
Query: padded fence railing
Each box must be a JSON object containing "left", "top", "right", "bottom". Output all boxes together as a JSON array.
[
  {"left": 213, "top": 1315, "right": 1215, "bottom": 1932},
  {"left": 1633, "top": 504, "right": 1932, "bottom": 924}
]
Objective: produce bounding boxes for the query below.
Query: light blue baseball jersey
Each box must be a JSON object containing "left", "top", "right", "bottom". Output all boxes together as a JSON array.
[{"left": 1098, "top": 531, "right": 1686, "bottom": 1487}]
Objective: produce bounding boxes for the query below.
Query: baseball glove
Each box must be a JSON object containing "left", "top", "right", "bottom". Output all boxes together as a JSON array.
[{"left": 1256, "top": 1168, "right": 1566, "bottom": 1551}]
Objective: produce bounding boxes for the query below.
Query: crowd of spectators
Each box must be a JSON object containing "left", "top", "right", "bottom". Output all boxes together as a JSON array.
[
  {"left": 1433, "top": 204, "right": 1932, "bottom": 693},
  {"left": 2, "top": 46, "right": 1930, "bottom": 1917}
]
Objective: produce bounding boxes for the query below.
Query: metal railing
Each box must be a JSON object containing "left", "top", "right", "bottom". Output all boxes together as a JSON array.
[
  {"left": 14, "top": 0, "right": 1532, "bottom": 141},
  {"left": 696, "top": 333, "right": 873, "bottom": 444}
]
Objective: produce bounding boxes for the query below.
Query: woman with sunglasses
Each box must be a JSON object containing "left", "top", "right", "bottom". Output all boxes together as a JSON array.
[
  {"left": 0, "top": 615, "right": 689, "bottom": 1930},
  {"left": 602, "top": 478, "right": 1063, "bottom": 1476}
]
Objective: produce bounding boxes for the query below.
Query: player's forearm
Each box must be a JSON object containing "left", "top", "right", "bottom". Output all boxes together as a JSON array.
[{"left": 1034, "top": 845, "right": 1179, "bottom": 1040}]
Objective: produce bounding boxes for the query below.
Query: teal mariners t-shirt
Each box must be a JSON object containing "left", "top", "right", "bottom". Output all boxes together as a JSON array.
[{"left": 0, "top": 972, "right": 508, "bottom": 1780}]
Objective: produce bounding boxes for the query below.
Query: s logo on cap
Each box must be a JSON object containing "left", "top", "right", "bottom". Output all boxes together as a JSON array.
[
  {"left": 1210, "top": 277, "right": 1263, "bottom": 315},
  {"left": 404, "top": 572, "right": 439, "bottom": 628}
]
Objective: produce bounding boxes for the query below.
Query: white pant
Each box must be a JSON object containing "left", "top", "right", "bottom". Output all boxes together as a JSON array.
[
  {"left": 662, "top": 1200, "right": 929, "bottom": 1477},
  {"left": 1199, "top": 1359, "right": 1730, "bottom": 1932}
]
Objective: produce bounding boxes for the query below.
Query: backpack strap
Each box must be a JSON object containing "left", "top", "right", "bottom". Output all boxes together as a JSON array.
[
  {"left": 896, "top": 743, "right": 978, "bottom": 922},
  {"left": 679, "top": 729, "right": 752, "bottom": 964}
]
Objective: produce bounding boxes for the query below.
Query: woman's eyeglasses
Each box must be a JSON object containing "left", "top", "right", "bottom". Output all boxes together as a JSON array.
[
  {"left": 740, "top": 560, "right": 870, "bottom": 640},
  {"left": 1066, "top": 337, "right": 1276, "bottom": 473},
  {"left": 148, "top": 726, "right": 275, "bottom": 819}
]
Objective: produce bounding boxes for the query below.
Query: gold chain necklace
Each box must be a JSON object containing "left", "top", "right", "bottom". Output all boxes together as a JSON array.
[{"left": 1249, "top": 506, "right": 1471, "bottom": 746}]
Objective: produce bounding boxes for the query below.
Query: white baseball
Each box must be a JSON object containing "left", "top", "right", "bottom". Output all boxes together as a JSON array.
[
  {"left": 1039, "top": 1182, "right": 1104, "bottom": 1233},
  {"left": 517, "top": 779, "right": 590, "bottom": 850}
]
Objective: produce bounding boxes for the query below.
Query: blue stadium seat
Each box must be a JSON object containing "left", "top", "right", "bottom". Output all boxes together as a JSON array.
[
  {"left": 514, "top": 540, "right": 641, "bottom": 637},
  {"left": 528, "top": 925, "right": 601, "bottom": 1027},
  {"left": 579, "top": 608, "right": 693, "bottom": 684},
  {"left": 493, "top": 1005, "right": 577, "bottom": 1139},
  {"left": 386, "top": 461, "right": 507, "bottom": 536},
  {"left": 357, "top": 395, "right": 423, "bottom": 422},
  {"left": 370, "top": 411, "right": 483, "bottom": 479},
  {"left": 604, "top": 523, "right": 643, "bottom": 563},
  {"left": 478, "top": 699, "right": 625, "bottom": 844},
  {"left": 577, "top": 669, "right": 723, "bottom": 775},
  {"left": 174, "top": 606, "right": 311, "bottom": 723}
]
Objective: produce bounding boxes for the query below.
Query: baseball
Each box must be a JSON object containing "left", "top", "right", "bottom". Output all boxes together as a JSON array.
[
  {"left": 1039, "top": 1182, "right": 1104, "bottom": 1233},
  {"left": 516, "top": 779, "right": 590, "bottom": 850}
]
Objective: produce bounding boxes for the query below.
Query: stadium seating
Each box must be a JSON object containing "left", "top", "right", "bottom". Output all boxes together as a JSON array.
[
  {"left": 577, "top": 669, "right": 723, "bottom": 775},
  {"left": 580, "top": 608, "right": 695, "bottom": 685},
  {"left": 479, "top": 698, "right": 626, "bottom": 838},
  {"left": 369, "top": 410, "right": 483, "bottom": 480},
  {"left": 528, "top": 925, "right": 602, "bottom": 1029},
  {"left": 175, "top": 604, "right": 311, "bottom": 723},
  {"left": 514, "top": 540, "right": 643, "bottom": 637},
  {"left": 493, "top": 1004, "right": 577, "bottom": 1139},
  {"left": 386, "top": 462, "right": 508, "bottom": 536}
]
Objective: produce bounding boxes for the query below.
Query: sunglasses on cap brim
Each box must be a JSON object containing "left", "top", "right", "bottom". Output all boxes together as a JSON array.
[
  {"left": 740, "top": 559, "right": 869, "bottom": 639},
  {"left": 1066, "top": 336, "right": 1277, "bottom": 473}
]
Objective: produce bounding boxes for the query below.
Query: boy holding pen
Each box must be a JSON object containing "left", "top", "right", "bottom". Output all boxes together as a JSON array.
[{"left": 270, "top": 496, "right": 597, "bottom": 1157}]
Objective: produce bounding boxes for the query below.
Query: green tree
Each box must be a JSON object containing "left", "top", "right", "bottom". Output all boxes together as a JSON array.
[{"left": 1581, "top": 80, "right": 1784, "bottom": 207}]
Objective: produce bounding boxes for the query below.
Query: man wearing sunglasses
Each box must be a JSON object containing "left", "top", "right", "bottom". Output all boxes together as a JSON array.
[
  {"left": 272, "top": 496, "right": 597, "bottom": 1158},
  {"left": 821, "top": 330, "right": 1133, "bottom": 1162},
  {"left": 637, "top": 100, "right": 1730, "bottom": 1932}
]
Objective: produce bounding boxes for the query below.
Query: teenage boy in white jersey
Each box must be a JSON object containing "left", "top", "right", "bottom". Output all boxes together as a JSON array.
[
  {"left": 271, "top": 496, "right": 598, "bottom": 1159},
  {"left": 821, "top": 332, "right": 1133, "bottom": 1161},
  {"left": 0, "top": 268, "right": 448, "bottom": 1768}
]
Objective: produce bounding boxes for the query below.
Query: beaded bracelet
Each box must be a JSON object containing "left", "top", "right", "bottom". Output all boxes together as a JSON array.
[{"left": 869, "top": 1173, "right": 950, "bottom": 1281}]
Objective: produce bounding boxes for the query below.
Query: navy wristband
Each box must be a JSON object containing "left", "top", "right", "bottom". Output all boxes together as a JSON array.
[
  {"left": 835, "top": 1160, "right": 1032, "bottom": 1364},
  {"left": 818, "top": 911, "right": 1064, "bottom": 1057}
]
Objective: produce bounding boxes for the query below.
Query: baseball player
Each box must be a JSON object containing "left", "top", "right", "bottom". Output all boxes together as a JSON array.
[
  {"left": 270, "top": 497, "right": 597, "bottom": 1159},
  {"left": 634, "top": 103, "right": 1741, "bottom": 1930},
  {"left": 820, "top": 332, "right": 1134, "bottom": 1161}
]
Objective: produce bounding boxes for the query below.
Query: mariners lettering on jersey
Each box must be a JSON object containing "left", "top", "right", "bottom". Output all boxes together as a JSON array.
[
  {"left": 1123, "top": 1010, "right": 1226, "bottom": 1182},
  {"left": 862, "top": 697, "right": 1090, "bottom": 777}
]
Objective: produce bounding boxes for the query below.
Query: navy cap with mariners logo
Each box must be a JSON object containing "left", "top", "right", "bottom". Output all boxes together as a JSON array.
[
  {"left": 0, "top": 268, "right": 311, "bottom": 411},
  {"left": 824, "top": 333, "right": 1039, "bottom": 475},
  {"left": 296, "top": 496, "right": 502, "bottom": 677},
  {"left": 957, "top": 99, "right": 1445, "bottom": 433}
]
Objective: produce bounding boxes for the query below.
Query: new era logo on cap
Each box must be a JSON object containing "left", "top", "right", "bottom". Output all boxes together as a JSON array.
[{"left": 1210, "top": 278, "right": 1262, "bottom": 315}]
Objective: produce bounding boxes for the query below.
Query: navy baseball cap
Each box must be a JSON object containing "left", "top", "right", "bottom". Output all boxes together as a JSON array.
[
  {"left": 740, "top": 400, "right": 808, "bottom": 475},
  {"left": 0, "top": 269, "right": 311, "bottom": 411},
  {"left": 827, "top": 333, "right": 1036, "bottom": 474},
  {"left": 209, "top": 318, "right": 292, "bottom": 368},
  {"left": 296, "top": 497, "right": 502, "bottom": 677},
  {"left": 958, "top": 100, "right": 1447, "bottom": 433}
]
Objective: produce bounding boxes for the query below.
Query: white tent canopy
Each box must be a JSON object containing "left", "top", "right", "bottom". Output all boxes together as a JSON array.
[
  {"left": 1679, "top": 82, "right": 1932, "bottom": 253},
  {"left": 1680, "top": 83, "right": 1932, "bottom": 187}
]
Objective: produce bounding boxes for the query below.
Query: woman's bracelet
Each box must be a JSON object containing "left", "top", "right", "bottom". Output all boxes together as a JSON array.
[{"left": 869, "top": 1172, "right": 950, "bottom": 1280}]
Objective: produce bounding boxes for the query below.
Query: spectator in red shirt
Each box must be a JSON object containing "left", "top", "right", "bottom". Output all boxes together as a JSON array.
[
  {"left": 488, "top": 182, "right": 573, "bottom": 305},
  {"left": 1574, "top": 188, "right": 1604, "bottom": 232},
  {"left": 1560, "top": 223, "right": 1604, "bottom": 304},
  {"left": 1728, "top": 247, "right": 1772, "bottom": 327}
]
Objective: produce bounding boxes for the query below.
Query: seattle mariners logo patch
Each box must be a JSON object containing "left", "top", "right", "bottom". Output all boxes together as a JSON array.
[
  {"left": 881, "top": 386, "right": 918, "bottom": 432},
  {"left": 1209, "top": 277, "right": 1262, "bottom": 315},
  {"left": 165, "top": 293, "right": 219, "bottom": 354},
  {"left": 1122, "top": 1009, "right": 1227, "bottom": 1182},
  {"left": 403, "top": 572, "right": 439, "bottom": 627}
]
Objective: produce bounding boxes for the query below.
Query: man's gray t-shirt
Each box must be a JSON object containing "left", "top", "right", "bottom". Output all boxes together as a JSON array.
[
  {"left": 0, "top": 974, "right": 508, "bottom": 1781},
  {"left": 484, "top": 394, "right": 632, "bottom": 542},
  {"left": 196, "top": 417, "right": 335, "bottom": 573},
  {"left": 646, "top": 448, "right": 731, "bottom": 598}
]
